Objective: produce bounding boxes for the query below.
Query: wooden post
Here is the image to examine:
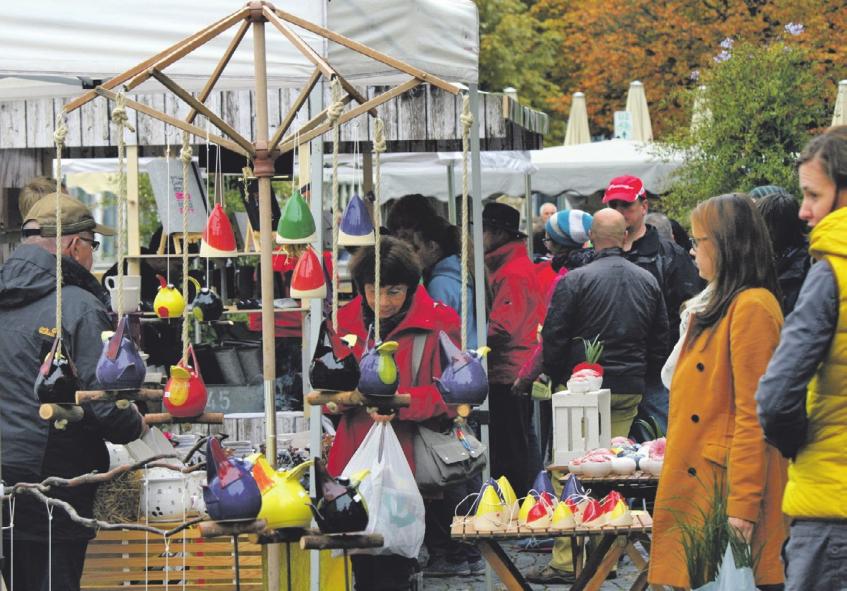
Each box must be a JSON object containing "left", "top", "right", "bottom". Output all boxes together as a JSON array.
[{"left": 251, "top": 12, "right": 281, "bottom": 591}]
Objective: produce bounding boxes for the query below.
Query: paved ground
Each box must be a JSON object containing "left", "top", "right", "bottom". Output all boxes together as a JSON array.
[{"left": 421, "top": 540, "right": 642, "bottom": 590}]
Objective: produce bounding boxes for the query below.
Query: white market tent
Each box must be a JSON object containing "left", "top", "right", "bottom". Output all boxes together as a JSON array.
[
  {"left": 324, "top": 151, "right": 535, "bottom": 203},
  {"left": 0, "top": 0, "right": 478, "bottom": 98},
  {"left": 531, "top": 139, "right": 684, "bottom": 198}
]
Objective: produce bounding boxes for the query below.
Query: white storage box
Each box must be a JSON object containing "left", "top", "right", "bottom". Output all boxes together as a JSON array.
[{"left": 552, "top": 388, "right": 612, "bottom": 466}]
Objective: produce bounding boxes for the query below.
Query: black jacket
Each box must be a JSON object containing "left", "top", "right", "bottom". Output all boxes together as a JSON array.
[
  {"left": 0, "top": 245, "right": 144, "bottom": 540},
  {"left": 541, "top": 248, "right": 670, "bottom": 393},
  {"left": 626, "top": 225, "right": 703, "bottom": 338},
  {"left": 775, "top": 243, "right": 811, "bottom": 316}
]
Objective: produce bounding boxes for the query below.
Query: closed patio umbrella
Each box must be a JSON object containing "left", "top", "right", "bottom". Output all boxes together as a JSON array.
[
  {"left": 626, "top": 80, "right": 653, "bottom": 142},
  {"left": 833, "top": 80, "right": 847, "bottom": 127},
  {"left": 564, "top": 91, "right": 590, "bottom": 145}
]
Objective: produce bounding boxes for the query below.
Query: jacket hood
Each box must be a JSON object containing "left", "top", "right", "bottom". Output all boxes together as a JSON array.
[
  {"left": 810, "top": 207, "right": 847, "bottom": 260},
  {"left": 0, "top": 244, "right": 109, "bottom": 309},
  {"left": 428, "top": 255, "right": 462, "bottom": 283}
]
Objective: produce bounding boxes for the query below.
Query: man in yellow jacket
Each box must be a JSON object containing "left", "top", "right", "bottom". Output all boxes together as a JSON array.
[{"left": 757, "top": 125, "right": 847, "bottom": 591}]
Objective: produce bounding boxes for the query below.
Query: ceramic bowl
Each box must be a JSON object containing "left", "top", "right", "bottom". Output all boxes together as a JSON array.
[
  {"left": 567, "top": 460, "right": 585, "bottom": 475},
  {"left": 610, "top": 456, "right": 637, "bottom": 475},
  {"left": 580, "top": 460, "right": 613, "bottom": 477}
]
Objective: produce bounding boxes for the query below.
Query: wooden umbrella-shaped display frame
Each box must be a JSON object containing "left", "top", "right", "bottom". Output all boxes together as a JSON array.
[{"left": 61, "top": 2, "right": 459, "bottom": 587}]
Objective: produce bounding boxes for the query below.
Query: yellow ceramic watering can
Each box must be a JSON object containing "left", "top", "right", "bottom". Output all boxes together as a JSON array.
[
  {"left": 249, "top": 454, "right": 315, "bottom": 529},
  {"left": 154, "top": 275, "right": 201, "bottom": 319}
]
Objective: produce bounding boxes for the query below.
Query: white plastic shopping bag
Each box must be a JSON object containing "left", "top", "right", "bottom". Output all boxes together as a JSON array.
[
  {"left": 342, "top": 422, "right": 426, "bottom": 558},
  {"left": 692, "top": 545, "right": 756, "bottom": 591}
]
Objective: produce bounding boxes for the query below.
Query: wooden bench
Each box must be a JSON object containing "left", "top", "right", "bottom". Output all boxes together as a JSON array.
[{"left": 81, "top": 525, "right": 262, "bottom": 590}]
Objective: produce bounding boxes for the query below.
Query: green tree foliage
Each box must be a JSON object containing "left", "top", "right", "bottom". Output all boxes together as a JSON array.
[{"left": 660, "top": 39, "right": 827, "bottom": 219}]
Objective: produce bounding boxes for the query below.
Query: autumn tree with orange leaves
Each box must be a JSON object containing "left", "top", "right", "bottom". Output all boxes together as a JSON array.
[{"left": 476, "top": 0, "right": 847, "bottom": 143}]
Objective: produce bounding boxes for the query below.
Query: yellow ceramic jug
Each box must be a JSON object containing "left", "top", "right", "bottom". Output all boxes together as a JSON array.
[
  {"left": 154, "top": 275, "right": 201, "bottom": 319},
  {"left": 249, "top": 454, "right": 314, "bottom": 529}
]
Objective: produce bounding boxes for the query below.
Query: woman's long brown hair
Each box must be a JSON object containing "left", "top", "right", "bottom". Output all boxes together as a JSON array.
[{"left": 688, "top": 193, "right": 780, "bottom": 343}]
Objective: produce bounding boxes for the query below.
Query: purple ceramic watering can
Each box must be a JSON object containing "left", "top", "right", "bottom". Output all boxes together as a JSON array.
[
  {"left": 434, "top": 331, "right": 490, "bottom": 405},
  {"left": 96, "top": 316, "right": 146, "bottom": 390}
]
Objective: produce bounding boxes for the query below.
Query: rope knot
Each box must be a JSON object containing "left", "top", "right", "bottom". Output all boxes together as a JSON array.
[
  {"left": 373, "top": 118, "right": 387, "bottom": 154},
  {"left": 53, "top": 119, "right": 68, "bottom": 149},
  {"left": 180, "top": 144, "right": 193, "bottom": 165},
  {"left": 460, "top": 95, "right": 474, "bottom": 131},
  {"left": 327, "top": 77, "right": 345, "bottom": 127}
]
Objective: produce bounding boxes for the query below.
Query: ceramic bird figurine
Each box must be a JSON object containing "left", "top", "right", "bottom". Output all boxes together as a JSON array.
[
  {"left": 532, "top": 470, "right": 556, "bottom": 499},
  {"left": 200, "top": 203, "right": 238, "bottom": 257},
  {"left": 249, "top": 454, "right": 314, "bottom": 530},
  {"left": 434, "top": 330, "right": 490, "bottom": 405},
  {"left": 202, "top": 437, "right": 262, "bottom": 522},
  {"left": 35, "top": 335, "right": 81, "bottom": 404},
  {"left": 191, "top": 287, "right": 224, "bottom": 322},
  {"left": 163, "top": 346, "right": 208, "bottom": 417},
  {"left": 309, "top": 459, "right": 370, "bottom": 534},
  {"left": 495, "top": 475, "right": 519, "bottom": 522},
  {"left": 472, "top": 478, "right": 506, "bottom": 532},
  {"left": 95, "top": 316, "right": 146, "bottom": 390},
  {"left": 309, "top": 322, "right": 360, "bottom": 392},
  {"left": 357, "top": 339, "right": 399, "bottom": 398},
  {"left": 276, "top": 188, "right": 316, "bottom": 244}
]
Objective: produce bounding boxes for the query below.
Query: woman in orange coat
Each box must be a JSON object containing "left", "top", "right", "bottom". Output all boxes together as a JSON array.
[{"left": 648, "top": 194, "right": 788, "bottom": 590}]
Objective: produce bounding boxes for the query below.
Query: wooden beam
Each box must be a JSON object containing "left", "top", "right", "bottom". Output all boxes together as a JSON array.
[
  {"left": 75, "top": 388, "right": 164, "bottom": 405},
  {"left": 198, "top": 519, "right": 268, "bottom": 538},
  {"left": 143, "top": 412, "right": 224, "bottom": 425},
  {"left": 264, "top": 8, "right": 376, "bottom": 116},
  {"left": 95, "top": 87, "right": 253, "bottom": 157},
  {"left": 123, "top": 9, "right": 250, "bottom": 93},
  {"left": 186, "top": 19, "right": 250, "bottom": 125},
  {"left": 268, "top": 67, "right": 321, "bottom": 152},
  {"left": 64, "top": 7, "right": 249, "bottom": 113},
  {"left": 272, "top": 7, "right": 460, "bottom": 95},
  {"left": 149, "top": 68, "right": 254, "bottom": 155},
  {"left": 39, "top": 403, "right": 84, "bottom": 423},
  {"left": 276, "top": 78, "right": 423, "bottom": 155},
  {"left": 300, "top": 534, "right": 384, "bottom": 551},
  {"left": 305, "top": 390, "right": 411, "bottom": 409}
]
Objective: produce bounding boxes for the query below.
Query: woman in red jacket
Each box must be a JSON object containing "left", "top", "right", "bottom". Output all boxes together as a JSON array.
[{"left": 326, "top": 236, "right": 462, "bottom": 591}]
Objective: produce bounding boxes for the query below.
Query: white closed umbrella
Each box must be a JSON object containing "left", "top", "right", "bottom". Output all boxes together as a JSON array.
[
  {"left": 564, "top": 91, "right": 591, "bottom": 145},
  {"left": 626, "top": 80, "right": 653, "bottom": 142},
  {"left": 691, "top": 85, "right": 711, "bottom": 134},
  {"left": 833, "top": 80, "right": 847, "bottom": 127}
]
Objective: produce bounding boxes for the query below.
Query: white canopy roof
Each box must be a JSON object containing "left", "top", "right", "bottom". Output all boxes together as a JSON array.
[
  {"left": 0, "top": 0, "right": 478, "bottom": 100},
  {"left": 324, "top": 151, "right": 535, "bottom": 203},
  {"left": 531, "top": 139, "right": 684, "bottom": 196}
]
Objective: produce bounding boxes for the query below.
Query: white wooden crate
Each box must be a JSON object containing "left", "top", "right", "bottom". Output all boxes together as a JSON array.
[{"left": 552, "top": 388, "right": 612, "bottom": 466}]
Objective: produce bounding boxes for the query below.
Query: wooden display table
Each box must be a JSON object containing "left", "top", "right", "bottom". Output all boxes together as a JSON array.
[{"left": 451, "top": 512, "right": 653, "bottom": 591}]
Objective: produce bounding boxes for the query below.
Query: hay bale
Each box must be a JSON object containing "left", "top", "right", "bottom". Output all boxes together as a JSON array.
[{"left": 93, "top": 470, "right": 142, "bottom": 523}]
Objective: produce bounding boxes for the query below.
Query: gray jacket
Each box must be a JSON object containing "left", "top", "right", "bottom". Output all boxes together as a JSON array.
[
  {"left": 0, "top": 244, "right": 144, "bottom": 539},
  {"left": 756, "top": 260, "right": 838, "bottom": 459}
]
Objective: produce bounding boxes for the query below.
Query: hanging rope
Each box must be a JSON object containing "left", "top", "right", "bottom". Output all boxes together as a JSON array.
[
  {"left": 328, "top": 77, "right": 344, "bottom": 331},
  {"left": 179, "top": 133, "right": 193, "bottom": 365},
  {"left": 53, "top": 117, "right": 68, "bottom": 335},
  {"left": 112, "top": 91, "right": 135, "bottom": 321},
  {"left": 459, "top": 95, "right": 473, "bottom": 351},
  {"left": 46, "top": 500, "right": 55, "bottom": 591},
  {"left": 373, "top": 118, "right": 386, "bottom": 339}
]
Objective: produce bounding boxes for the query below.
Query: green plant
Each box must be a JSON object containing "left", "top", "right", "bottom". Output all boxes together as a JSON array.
[
  {"left": 577, "top": 335, "right": 604, "bottom": 365},
  {"left": 635, "top": 416, "right": 665, "bottom": 440},
  {"left": 676, "top": 475, "right": 757, "bottom": 587},
  {"left": 659, "top": 37, "right": 827, "bottom": 221}
]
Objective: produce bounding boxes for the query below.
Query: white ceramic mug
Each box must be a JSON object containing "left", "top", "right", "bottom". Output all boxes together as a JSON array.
[{"left": 106, "top": 275, "right": 142, "bottom": 313}]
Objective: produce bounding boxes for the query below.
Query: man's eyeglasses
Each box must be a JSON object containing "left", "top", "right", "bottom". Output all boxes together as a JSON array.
[{"left": 76, "top": 235, "right": 100, "bottom": 251}]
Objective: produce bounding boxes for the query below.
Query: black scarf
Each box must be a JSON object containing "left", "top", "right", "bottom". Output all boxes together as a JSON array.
[
  {"left": 61, "top": 255, "right": 111, "bottom": 308},
  {"left": 361, "top": 290, "right": 414, "bottom": 342}
]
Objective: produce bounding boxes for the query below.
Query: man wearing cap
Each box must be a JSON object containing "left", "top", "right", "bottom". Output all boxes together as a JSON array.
[
  {"left": 0, "top": 194, "right": 145, "bottom": 591},
  {"left": 603, "top": 175, "right": 701, "bottom": 437},
  {"left": 482, "top": 202, "right": 545, "bottom": 492},
  {"left": 528, "top": 209, "right": 669, "bottom": 585}
]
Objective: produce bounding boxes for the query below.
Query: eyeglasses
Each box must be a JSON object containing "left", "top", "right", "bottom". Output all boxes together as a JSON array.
[
  {"left": 690, "top": 236, "right": 709, "bottom": 250},
  {"left": 542, "top": 237, "right": 554, "bottom": 245},
  {"left": 76, "top": 235, "right": 100, "bottom": 252}
]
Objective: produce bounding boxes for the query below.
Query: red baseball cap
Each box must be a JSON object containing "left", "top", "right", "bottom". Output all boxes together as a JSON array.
[{"left": 603, "top": 175, "right": 646, "bottom": 203}]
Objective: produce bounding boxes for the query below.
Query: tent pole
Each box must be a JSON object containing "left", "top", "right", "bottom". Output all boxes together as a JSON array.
[
  {"left": 447, "top": 162, "right": 456, "bottom": 223},
  {"left": 251, "top": 13, "right": 282, "bottom": 591},
  {"left": 469, "top": 85, "right": 493, "bottom": 591},
  {"left": 525, "top": 174, "right": 533, "bottom": 258},
  {"left": 307, "top": 79, "right": 326, "bottom": 591}
]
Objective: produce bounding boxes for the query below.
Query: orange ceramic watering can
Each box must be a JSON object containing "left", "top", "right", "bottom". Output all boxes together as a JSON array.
[
  {"left": 154, "top": 275, "right": 201, "bottom": 319},
  {"left": 163, "top": 345, "right": 208, "bottom": 417}
]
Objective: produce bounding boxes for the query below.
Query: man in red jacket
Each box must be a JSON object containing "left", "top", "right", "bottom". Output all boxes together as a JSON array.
[{"left": 483, "top": 202, "right": 544, "bottom": 492}]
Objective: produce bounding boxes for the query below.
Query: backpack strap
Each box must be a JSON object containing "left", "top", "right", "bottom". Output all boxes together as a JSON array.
[{"left": 411, "top": 332, "right": 427, "bottom": 387}]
